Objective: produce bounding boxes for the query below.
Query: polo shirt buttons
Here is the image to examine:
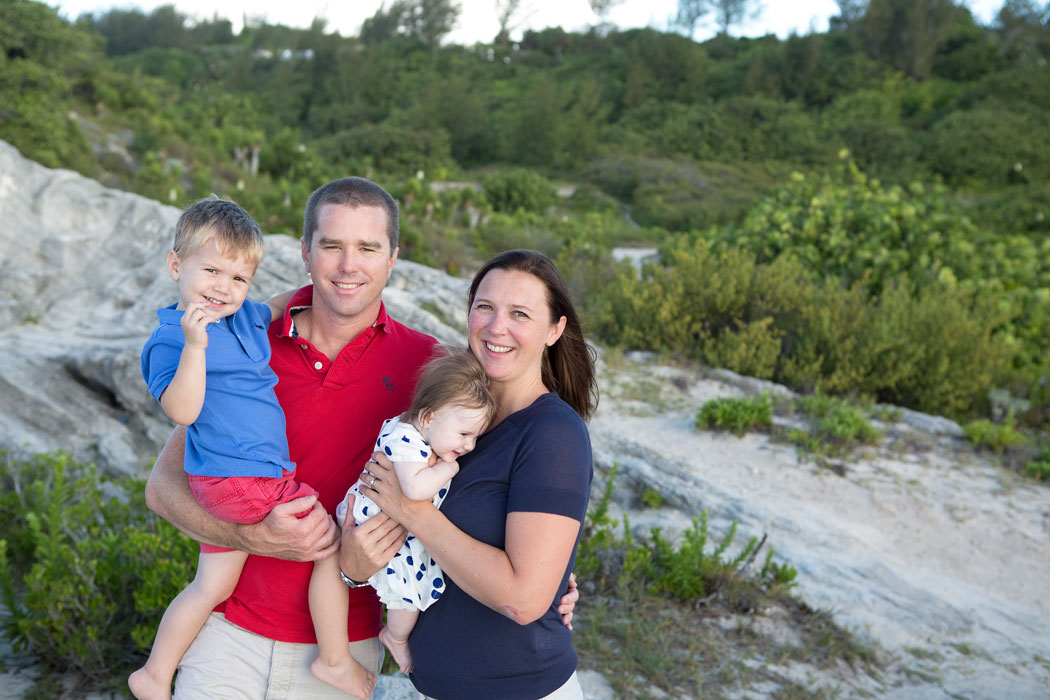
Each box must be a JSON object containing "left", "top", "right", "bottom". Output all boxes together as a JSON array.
[
  {"left": 314, "top": 361, "right": 323, "bottom": 370},
  {"left": 300, "top": 344, "right": 308, "bottom": 349}
]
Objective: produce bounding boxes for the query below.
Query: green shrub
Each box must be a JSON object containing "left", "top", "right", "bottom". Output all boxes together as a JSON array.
[
  {"left": 479, "top": 168, "right": 557, "bottom": 214},
  {"left": 577, "top": 465, "right": 796, "bottom": 603},
  {"left": 696, "top": 395, "right": 774, "bottom": 436},
  {"left": 963, "top": 418, "right": 1028, "bottom": 452},
  {"left": 593, "top": 233, "right": 1015, "bottom": 417},
  {"left": 0, "top": 452, "right": 197, "bottom": 683},
  {"left": 1023, "top": 447, "right": 1050, "bottom": 482},
  {"left": 791, "top": 396, "right": 883, "bottom": 455}
]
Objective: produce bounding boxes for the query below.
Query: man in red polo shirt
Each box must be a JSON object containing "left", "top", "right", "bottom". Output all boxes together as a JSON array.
[{"left": 145, "top": 177, "right": 439, "bottom": 698}]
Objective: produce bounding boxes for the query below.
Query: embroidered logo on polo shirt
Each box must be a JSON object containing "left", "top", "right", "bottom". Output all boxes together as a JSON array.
[{"left": 382, "top": 376, "right": 394, "bottom": 391}]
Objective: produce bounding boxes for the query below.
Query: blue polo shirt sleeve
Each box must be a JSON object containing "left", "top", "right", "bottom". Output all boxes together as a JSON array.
[
  {"left": 141, "top": 304, "right": 186, "bottom": 401},
  {"left": 507, "top": 399, "right": 592, "bottom": 523}
]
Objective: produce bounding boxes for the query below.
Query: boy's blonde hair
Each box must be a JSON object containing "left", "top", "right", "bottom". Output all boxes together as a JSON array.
[
  {"left": 173, "top": 197, "right": 264, "bottom": 269},
  {"left": 404, "top": 348, "right": 498, "bottom": 429}
]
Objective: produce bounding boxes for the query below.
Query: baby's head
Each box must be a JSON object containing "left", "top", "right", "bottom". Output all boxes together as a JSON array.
[
  {"left": 167, "top": 198, "right": 264, "bottom": 318},
  {"left": 405, "top": 348, "right": 498, "bottom": 462}
]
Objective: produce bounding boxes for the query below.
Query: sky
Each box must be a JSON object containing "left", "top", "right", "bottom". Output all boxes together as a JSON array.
[{"left": 51, "top": 0, "right": 1009, "bottom": 45}]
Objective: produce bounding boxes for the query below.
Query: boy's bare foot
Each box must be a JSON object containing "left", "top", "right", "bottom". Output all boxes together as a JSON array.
[
  {"left": 379, "top": 626, "right": 414, "bottom": 674},
  {"left": 311, "top": 656, "right": 376, "bottom": 699},
  {"left": 128, "top": 667, "right": 172, "bottom": 700}
]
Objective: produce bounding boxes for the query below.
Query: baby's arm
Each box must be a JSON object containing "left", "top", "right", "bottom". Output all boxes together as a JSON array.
[
  {"left": 160, "top": 302, "right": 213, "bottom": 425},
  {"left": 394, "top": 459, "right": 459, "bottom": 501}
]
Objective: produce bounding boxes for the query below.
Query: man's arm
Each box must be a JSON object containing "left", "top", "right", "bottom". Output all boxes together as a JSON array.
[{"left": 145, "top": 427, "right": 339, "bottom": 561}]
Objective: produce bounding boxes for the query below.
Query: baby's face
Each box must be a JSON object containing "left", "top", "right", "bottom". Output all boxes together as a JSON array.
[
  {"left": 419, "top": 404, "right": 490, "bottom": 462},
  {"left": 170, "top": 238, "right": 257, "bottom": 319}
]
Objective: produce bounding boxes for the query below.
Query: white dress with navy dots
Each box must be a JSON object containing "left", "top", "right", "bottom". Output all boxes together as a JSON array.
[{"left": 335, "top": 417, "right": 449, "bottom": 612}]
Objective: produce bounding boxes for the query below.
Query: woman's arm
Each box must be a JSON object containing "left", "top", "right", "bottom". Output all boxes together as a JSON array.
[
  {"left": 145, "top": 426, "right": 339, "bottom": 561},
  {"left": 362, "top": 455, "right": 580, "bottom": 625}
]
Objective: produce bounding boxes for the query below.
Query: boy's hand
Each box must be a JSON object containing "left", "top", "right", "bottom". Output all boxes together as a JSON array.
[{"left": 181, "top": 301, "right": 216, "bottom": 349}]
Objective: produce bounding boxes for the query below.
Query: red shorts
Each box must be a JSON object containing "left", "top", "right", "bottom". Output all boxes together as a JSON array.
[{"left": 188, "top": 472, "right": 317, "bottom": 554}]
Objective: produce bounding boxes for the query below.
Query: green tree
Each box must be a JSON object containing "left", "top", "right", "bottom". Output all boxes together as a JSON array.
[
  {"left": 854, "top": 0, "right": 961, "bottom": 78},
  {"left": 712, "top": 0, "right": 761, "bottom": 35},
  {"left": 360, "top": 0, "right": 460, "bottom": 48},
  {"left": 0, "top": 0, "right": 100, "bottom": 170},
  {"left": 674, "top": 0, "right": 711, "bottom": 37},
  {"left": 995, "top": 0, "right": 1049, "bottom": 61}
]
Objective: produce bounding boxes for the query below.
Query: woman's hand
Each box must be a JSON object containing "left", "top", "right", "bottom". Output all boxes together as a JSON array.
[
  {"left": 557, "top": 573, "right": 579, "bottom": 630},
  {"left": 359, "top": 452, "right": 434, "bottom": 529}
]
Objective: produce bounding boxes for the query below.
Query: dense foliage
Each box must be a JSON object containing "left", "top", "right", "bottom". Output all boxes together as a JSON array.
[
  {"left": 3, "top": 0, "right": 1050, "bottom": 424},
  {"left": 0, "top": 452, "right": 197, "bottom": 686}
]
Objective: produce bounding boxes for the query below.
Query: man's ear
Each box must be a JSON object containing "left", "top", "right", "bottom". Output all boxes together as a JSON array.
[{"left": 166, "top": 251, "right": 180, "bottom": 281}]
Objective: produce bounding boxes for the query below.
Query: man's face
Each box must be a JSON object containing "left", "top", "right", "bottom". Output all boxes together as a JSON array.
[{"left": 301, "top": 203, "right": 397, "bottom": 323}]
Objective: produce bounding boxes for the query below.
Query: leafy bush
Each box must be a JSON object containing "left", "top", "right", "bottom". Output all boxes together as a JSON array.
[
  {"left": 696, "top": 395, "right": 773, "bottom": 436},
  {"left": 313, "top": 124, "right": 454, "bottom": 177},
  {"left": 1024, "top": 447, "right": 1050, "bottom": 482},
  {"left": 922, "top": 106, "right": 1050, "bottom": 186},
  {"left": 790, "top": 395, "right": 882, "bottom": 456},
  {"left": 963, "top": 418, "right": 1028, "bottom": 452},
  {"left": 593, "top": 235, "right": 1015, "bottom": 417},
  {"left": 0, "top": 452, "right": 197, "bottom": 683},
  {"left": 479, "top": 168, "right": 557, "bottom": 214}
]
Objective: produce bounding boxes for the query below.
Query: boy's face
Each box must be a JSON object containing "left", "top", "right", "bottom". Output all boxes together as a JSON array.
[
  {"left": 167, "top": 238, "right": 257, "bottom": 320},
  {"left": 418, "top": 404, "right": 490, "bottom": 463}
]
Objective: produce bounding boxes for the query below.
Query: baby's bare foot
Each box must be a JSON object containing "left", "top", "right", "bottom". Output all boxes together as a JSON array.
[
  {"left": 311, "top": 656, "right": 376, "bottom": 699},
  {"left": 379, "top": 625, "right": 414, "bottom": 674},
  {"left": 128, "top": 667, "right": 172, "bottom": 700}
]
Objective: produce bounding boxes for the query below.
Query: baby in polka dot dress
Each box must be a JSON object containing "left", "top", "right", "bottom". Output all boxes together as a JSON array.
[{"left": 336, "top": 348, "right": 498, "bottom": 674}]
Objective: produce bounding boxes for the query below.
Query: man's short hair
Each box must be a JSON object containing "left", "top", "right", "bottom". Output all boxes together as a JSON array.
[
  {"left": 173, "top": 197, "right": 264, "bottom": 269},
  {"left": 302, "top": 177, "right": 399, "bottom": 253}
]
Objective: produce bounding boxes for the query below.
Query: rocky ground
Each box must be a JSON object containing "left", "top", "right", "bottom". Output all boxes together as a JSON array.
[{"left": 2, "top": 140, "right": 1048, "bottom": 698}]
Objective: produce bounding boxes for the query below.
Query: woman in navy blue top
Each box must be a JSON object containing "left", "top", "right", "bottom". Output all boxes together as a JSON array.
[{"left": 359, "top": 250, "right": 598, "bottom": 699}]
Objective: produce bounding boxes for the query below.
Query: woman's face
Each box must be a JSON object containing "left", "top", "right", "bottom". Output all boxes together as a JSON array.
[{"left": 468, "top": 268, "right": 566, "bottom": 388}]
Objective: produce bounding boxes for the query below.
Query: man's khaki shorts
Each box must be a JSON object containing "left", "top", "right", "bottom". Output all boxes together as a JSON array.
[{"left": 173, "top": 612, "right": 383, "bottom": 700}]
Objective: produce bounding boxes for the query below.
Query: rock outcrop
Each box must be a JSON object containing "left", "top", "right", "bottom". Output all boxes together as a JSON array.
[{"left": 0, "top": 140, "right": 468, "bottom": 475}]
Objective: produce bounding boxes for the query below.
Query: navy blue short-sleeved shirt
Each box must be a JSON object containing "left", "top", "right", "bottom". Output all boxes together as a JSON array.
[{"left": 409, "top": 392, "right": 593, "bottom": 700}]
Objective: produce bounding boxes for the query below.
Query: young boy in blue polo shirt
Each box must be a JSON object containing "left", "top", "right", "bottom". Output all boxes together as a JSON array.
[{"left": 130, "top": 198, "right": 375, "bottom": 700}]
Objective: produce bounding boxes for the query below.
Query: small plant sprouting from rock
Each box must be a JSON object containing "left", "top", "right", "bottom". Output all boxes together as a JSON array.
[
  {"left": 789, "top": 395, "right": 882, "bottom": 457},
  {"left": 696, "top": 394, "right": 773, "bottom": 436},
  {"left": 641, "top": 489, "right": 664, "bottom": 508}
]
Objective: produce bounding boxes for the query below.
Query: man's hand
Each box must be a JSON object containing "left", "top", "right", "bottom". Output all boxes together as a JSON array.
[
  {"left": 338, "top": 492, "right": 407, "bottom": 581},
  {"left": 237, "top": 494, "right": 339, "bottom": 561}
]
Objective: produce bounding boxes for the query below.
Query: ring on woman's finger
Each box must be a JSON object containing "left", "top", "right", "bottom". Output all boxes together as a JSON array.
[{"left": 369, "top": 475, "right": 378, "bottom": 489}]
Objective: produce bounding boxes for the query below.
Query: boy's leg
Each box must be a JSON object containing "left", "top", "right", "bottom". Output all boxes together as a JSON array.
[
  {"left": 379, "top": 607, "right": 419, "bottom": 674},
  {"left": 308, "top": 553, "right": 377, "bottom": 699},
  {"left": 129, "top": 550, "right": 248, "bottom": 700}
]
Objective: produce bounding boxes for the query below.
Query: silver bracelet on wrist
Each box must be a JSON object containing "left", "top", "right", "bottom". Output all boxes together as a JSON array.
[{"left": 339, "top": 569, "right": 368, "bottom": 588}]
